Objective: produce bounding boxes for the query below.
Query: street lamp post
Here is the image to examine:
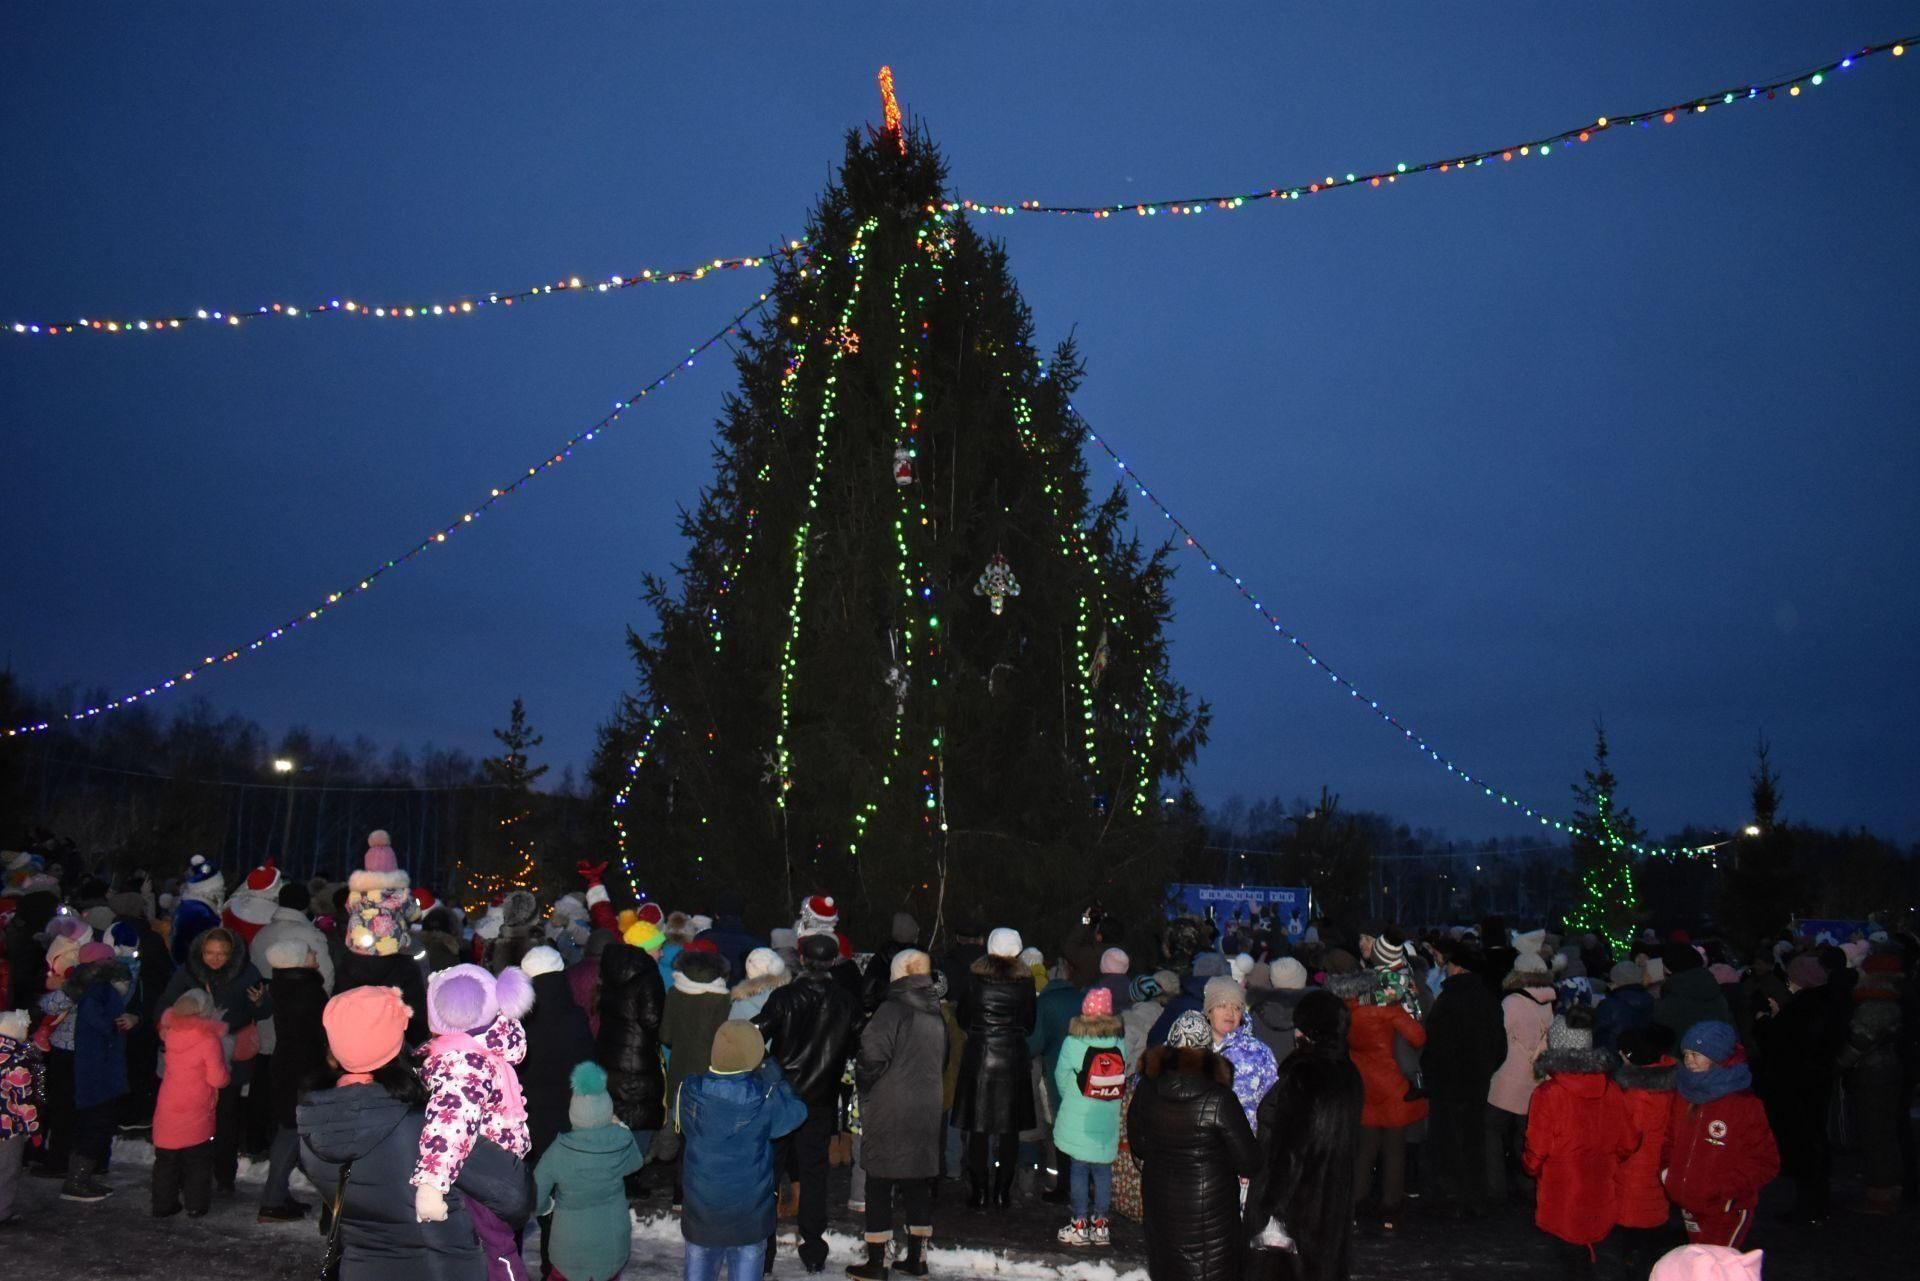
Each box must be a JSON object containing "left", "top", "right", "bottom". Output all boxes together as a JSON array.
[{"left": 273, "top": 758, "right": 298, "bottom": 865}]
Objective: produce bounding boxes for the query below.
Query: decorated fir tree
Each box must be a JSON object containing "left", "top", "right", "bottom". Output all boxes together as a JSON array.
[
  {"left": 1565, "top": 726, "right": 1644, "bottom": 955},
  {"left": 463, "top": 696, "right": 547, "bottom": 904},
  {"left": 595, "top": 102, "right": 1205, "bottom": 938}
]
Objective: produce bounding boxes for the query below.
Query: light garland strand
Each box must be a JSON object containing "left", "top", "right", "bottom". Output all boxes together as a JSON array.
[
  {"left": 4, "top": 291, "right": 772, "bottom": 739},
  {"left": 7, "top": 244, "right": 804, "bottom": 339},
  {"left": 944, "top": 37, "right": 1911, "bottom": 219},
  {"left": 774, "top": 220, "right": 877, "bottom": 805},
  {"left": 1068, "top": 405, "right": 1713, "bottom": 860},
  {"left": 610, "top": 707, "right": 667, "bottom": 893}
]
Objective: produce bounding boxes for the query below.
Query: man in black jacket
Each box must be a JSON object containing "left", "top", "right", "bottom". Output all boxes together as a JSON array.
[
  {"left": 1420, "top": 940, "right": 1507, "bottom": 1218},
  {"left": 755, "top": 932, "right": 859, "bottom": 1272}
]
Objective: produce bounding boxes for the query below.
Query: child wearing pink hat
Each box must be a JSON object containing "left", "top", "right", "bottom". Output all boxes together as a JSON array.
[{"left": 1051, "top": 986, "right": 1127, "bottom": 1247}]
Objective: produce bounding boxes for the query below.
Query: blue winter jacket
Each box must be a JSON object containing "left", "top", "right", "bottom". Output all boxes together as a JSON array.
[
  {"left": 70, "top": 965, "right": 129, "bottom": 1110},
  {"left": 678, "top": 1060, "right": 809, "bottom": 1247},
  {"left": 1594, "top": 986, "right": 1656, "bottom": 1052}
]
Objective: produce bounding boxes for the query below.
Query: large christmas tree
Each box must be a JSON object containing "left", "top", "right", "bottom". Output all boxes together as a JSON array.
[{"left": 594, "top": 110, "right": 1206, "bottom": 940}]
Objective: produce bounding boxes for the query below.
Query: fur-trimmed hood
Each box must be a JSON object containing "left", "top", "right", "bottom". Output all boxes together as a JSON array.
[
  {"left": 346, "top": 866, "right": 410, "bottom": 894},
  {"left": 970, "top": 953, "right": 1030, "bottom": 983},
  {"left": 1503, "top": 971, "right": 1558, "bottom": 997},
  {"left": 730, "top": 971, "right": 789, "bottom": 1002},
  {"left": 1535, "top": 1045, "right": 1617, "bottom": 1081},
  {"left": 1142, "top": 1043, "right": 1234, "bottom": 1087},
  {"left": 674, "top": 950, "right": 730, "bottom": 985},
  {"left": 1069, "top": 1013, "right": 1123, "bottom": 1039},
  {"left": 1614, "top": 1060, "right": 1676, "bottom": 1092},
  {"left": 1325, "top": 970, "right": 1377, "bottom": 1003},
  {"left": 500, "top": 889, "right": 539, "bottom": 932}
]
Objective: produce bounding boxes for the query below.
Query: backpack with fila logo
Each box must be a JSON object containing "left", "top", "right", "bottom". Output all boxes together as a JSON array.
[{"left": 1077, "top": 1045, "right": 1126, "bottom": 1100}]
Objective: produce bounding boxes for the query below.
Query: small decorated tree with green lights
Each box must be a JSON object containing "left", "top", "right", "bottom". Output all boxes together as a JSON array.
[
  {"left": 1565, "top": 726, "right": 1644, "bottom": 957},
  {"left": 594, "top": 96, "right": 1205, "bottom": 937}
]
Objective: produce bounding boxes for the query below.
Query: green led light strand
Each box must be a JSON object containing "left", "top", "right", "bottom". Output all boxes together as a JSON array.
[{"left": 774, "top": 219, "right": 877, "bottom": 807}]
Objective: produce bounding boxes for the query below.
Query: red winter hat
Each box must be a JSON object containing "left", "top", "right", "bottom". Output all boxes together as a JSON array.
[
  {"left": 636, "top": 902, "right": 665, "bottom": 926},
  {"left": 685, "top": 937, "right": 720, "bottom": 955},
  {"left": 1081, "top": 986, "right": 1114, "bottom": 1018},
  {"left": 244, "top": 862, "right": 281, "bottom": 894},
  {"left": 77, "top": 941, "right": 116, "bottom": 966},
  {"left": 412, "top": 888, "right": 437, "bottom": 913},
  {"left": 805, "top": 894, "right": 837, "bottom": 921}
]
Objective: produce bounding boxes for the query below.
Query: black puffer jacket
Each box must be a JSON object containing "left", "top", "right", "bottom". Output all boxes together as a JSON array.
[
  {"left": 754, "top": 964, "right": 860, "bottom": 1107},
  {"left": 299, "top": 1083, "right": 532, "bottom": 1281},
  {"left": 156, "top": 929, "right": 270, "bottom": 1033},
  {"left": 951, "top": 954, "right": 1037, "bottom": 1135},
  {"left": 596, "top": 943, "right": 666, "bottom": 1132},
  {"left": 518, "top": 969, "right": 596, "bottom": 1160},
  {"left": 1128, "top": 1045, "right": 1261, "bottom": 1281},
  {"left": 856, "top": 975, "right": 948, "bottom": 1179}
]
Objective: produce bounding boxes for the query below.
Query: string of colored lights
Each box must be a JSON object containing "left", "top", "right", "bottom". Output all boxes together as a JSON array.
[
  {"left": 7, "top": 243, "right": 805, "bottom": 339},
  {"left": 610, "top": 707, "right": 667, "bottom": 892},
  {"left": 774, "top": 220, "right": 877, "bottom": 804},
  {"left": 3, "top": 290, "right": 773, "bottom": 739},
  {"left": 1566, "top": 796, "right": 1639, "bottom": 956},
  {"left": 1067, "top": 404, "right": 1713, "bottom": 860},
  {"left": 944, "top": 37, "right": 1911, "bottom": 219}
]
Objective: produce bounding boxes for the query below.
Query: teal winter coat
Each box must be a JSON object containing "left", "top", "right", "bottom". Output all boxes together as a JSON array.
[
  {"left": 1051, "top": 1014, "right": 1125, "bottom": 1163},
  {"left": 533, "top": 1122, "right": 646, "bottom": 1281},
  {"left": 1029, "top": 979, "right": 1083, "bottom": 1109}
]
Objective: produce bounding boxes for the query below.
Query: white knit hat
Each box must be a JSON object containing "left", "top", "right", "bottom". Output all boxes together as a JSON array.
[
  {"left": 987, "top": 927, "right": 1023, "bottom": 959},
  {"left": 520, "top": 945, "right": 565, "bottom": 978},
  {"left": 744, "top": 947, "right": 787, "bottom": 981}
]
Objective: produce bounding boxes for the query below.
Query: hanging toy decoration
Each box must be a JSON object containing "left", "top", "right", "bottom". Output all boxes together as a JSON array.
[
  {"left": 893, "top": 447, "right": 914, "bottom": 487},
  {"left": 974, "top": 552, "right": 1021, "bottom": 616},
  {"left": 1089, "top": 626, "right": 1112, "bottom": 686}
]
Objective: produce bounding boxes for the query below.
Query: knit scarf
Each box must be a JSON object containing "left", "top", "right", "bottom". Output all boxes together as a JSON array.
[
  {"left": 1676, "top": 1054, "right": 1752, "bottom": 1105},
  {"left": 673, "top": 972, "right": 729, "bottom": 996}
]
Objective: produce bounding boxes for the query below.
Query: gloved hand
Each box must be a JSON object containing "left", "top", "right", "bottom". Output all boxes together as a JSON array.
[
  {"left": 415, "top": 1183, "right": 448, "bottom": 1223},
  {"left": 577, "top": 860, "right": 609, "bottom": 889}
]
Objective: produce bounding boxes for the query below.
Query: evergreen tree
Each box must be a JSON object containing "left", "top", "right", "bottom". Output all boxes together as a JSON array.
[
  {"left": 1564, "top": 725, "right": 1644, "bottom": 955},
  {"left": 469, "top": 696, "right": 548, "bottom": 901},
  {"left": 1719, "top": 734, "right": 1799, "bottom": 948},
  {"left": 595, "top": 121, "right": 1205, "bottom": 940}
]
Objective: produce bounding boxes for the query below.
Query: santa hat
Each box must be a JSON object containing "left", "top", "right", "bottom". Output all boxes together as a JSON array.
[
  {"left": 797, "top": 893, "right": 839, "bottom": 938},
  {"left": 349, "top": 830, "right": 409, "bottom": 894},
  {"left": 181, "top": 855, "right": 226, "bottom": 907},
  {"left": 243, "top": 862, "right": 282, "bottom": 899},
  {"left": 224, "top": 861, "right": 282, "bottom": 930},
  {"left": 426, "top": 962, "right": 534, "bottom": 1036},
  {"left": 412, "top": 887, "right": 437, "bottom": 913}
]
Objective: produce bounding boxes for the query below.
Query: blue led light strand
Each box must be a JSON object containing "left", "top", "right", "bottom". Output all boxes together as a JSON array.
[
  {"left": 946, "top": 37, "right": 1911, "bottom": 219},
  {"left": 4, "top": 290, "right": 774, "bottom": 739},
  {"left": 7, "top": 243, "right": 805, "bottom": 339},
  {"left": 1068, "top": 404, "right": 1712, "bottom": 861}
]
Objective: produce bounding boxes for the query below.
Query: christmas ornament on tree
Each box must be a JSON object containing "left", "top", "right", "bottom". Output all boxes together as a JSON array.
[
  {"left": 893, "top": 447, "right": 914, "bottom": 486},
  {"left": 1089, "top": 627, "right": 1112, "bottom": 686},
  {"left": 974, "top": 552, "right": 1021, "bottom": 616}
]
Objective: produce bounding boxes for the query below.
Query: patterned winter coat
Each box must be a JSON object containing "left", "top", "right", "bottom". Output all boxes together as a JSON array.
[
  {"left": 413, "top": 1013, "right": 531, "bottom": 1193},
  {"left": 0, "top": 1030, "right": 44, "bottom": 1139},
  {"left": 1214, "top": 1024, "right": 1279, "bottom": 1132}
]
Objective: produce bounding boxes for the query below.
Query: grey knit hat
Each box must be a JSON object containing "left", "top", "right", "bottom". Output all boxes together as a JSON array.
[{"left": 1546, "top": 1016, "right": 1593, "bottom": 1052}]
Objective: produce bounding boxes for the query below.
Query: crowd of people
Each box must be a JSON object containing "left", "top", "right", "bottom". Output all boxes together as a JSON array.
[{"left": 0, "top": 837, "right": 1913, "bottom": 1281}]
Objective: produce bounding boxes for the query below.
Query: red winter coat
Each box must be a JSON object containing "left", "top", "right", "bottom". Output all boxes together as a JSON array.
[
  {"left": 152, "top": 1010, "right": 230, "bottom": 1150},
  {"left": 1614, "top": 1062, "right": 1682, "bottom": 1229},
  {"left": 1662, "top": 1086, "right": 1779, "bottom": 1216},
  {"left": 1521, "top": 1064, "right": 1634, "bottom": 1245},
  {"left": 1347, "top": 1002, "right": 1427, "bottom": 1129}
]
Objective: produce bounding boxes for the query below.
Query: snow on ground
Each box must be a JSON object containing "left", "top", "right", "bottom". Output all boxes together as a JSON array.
[{"left": 4, "top": 1134, "right": 1916, "bottom": 1279}]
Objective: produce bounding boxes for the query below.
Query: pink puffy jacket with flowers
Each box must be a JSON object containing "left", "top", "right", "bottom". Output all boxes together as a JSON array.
[
  {"left": 410, "top": 1013, "right": 530, "bottom": 1192},
  {"left": 0, "top": 1030, "right": 45, "bottom": 1138}
]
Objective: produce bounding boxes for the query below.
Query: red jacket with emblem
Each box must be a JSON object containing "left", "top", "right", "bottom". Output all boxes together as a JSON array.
[
  {"left": 1521, "top": 1048, "right": 1635, "bottom": 1245},
  {"left": 1613, "top": 1059, "right": 1682, "bottom": 1228},
  {"left": 1662, "top": 1081, "right": 1778, "bottom": 1214}
]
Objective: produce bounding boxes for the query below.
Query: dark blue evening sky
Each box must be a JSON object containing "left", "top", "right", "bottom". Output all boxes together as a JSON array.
[{"left": 4, "top": 4, "right": 1917, "bottom": 843}]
